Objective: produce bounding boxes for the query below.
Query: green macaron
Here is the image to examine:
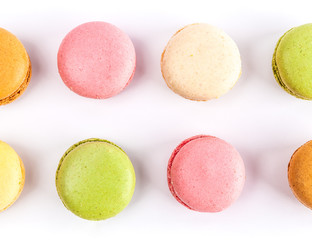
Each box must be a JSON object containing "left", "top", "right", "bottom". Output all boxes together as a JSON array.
[
  {"left": 272, "top": 23, "right": 312, "bottom": 99},
  {"left": 55, "top": 138, "right": 135, "bottom": 221}
]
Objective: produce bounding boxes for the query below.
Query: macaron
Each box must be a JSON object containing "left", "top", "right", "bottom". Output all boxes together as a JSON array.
[
  {"left": 57, "top": 21, "right": 136, "bottom": 99},
  {"left": 0, "top": 141, "right": 25, "bottom": 212},
  {"left": 272, "top": 23, "right": 312, "bottom": 99},
  {"left": 167, "top": 135, "right": 245, "bottom": 212},
  {"left": 55, "top": 138, "right": 136, "bottom": 220},
  {"left": 161, "top": 23, "right": 241, "bottom": 101},
  {"left": 288, "top": 140, "right": 312, "bottom": 209},
  {"left": 0, "top": 28, "right": 31, "bottom": 105}
]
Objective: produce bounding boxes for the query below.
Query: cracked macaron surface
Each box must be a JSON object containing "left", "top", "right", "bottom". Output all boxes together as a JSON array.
[
  {"left": 0, "top": 28, "right": 31, "bottom": 105},
  {"left": 55, "top": 138, "right": 136, "bottom": 221},
  {"left": 273, "top": 24, "right": 312, "bottom": 99},
  {"left": 167, "top": 135, "right": 245, "bottom": 212}
]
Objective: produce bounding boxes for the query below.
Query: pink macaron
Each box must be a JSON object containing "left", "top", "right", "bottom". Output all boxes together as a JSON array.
[
  {"left": 167, "top": 135, "right": 245, "bottom": 212},
  {"left": 57, "top": 21, "right": 136, "bottom": 99}
]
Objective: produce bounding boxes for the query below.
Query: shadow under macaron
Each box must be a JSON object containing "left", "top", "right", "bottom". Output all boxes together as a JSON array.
[
  {"left": 225, "top": 11, "right": 298, "bottom": 97},
  {"left": 122, "top": 147, "right": 147, "bottom": 208},
  {"left": 257, "top": 145, "right": 298, "bottom": 201},
  {"left": 18, "top": 39, "right": 44, "bottom": 97},
  {"left": 127, "top": 37, "right": 147, "bottom": 90},
  {"left": 236, "top": 148, "right": 259, "bottom": 201}
]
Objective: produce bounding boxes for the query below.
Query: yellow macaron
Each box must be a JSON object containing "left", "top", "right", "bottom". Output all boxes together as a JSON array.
[
  {"left": 0, "top": 28, "right": 31, "bottom": 105},
  {"left": 0, "top": 141, "right": 25, "bottom": 212}
]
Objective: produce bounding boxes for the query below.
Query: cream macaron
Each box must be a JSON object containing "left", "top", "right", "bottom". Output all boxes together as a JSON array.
[{"left": 161, "top": 23, "right": 241, "bottom": 101}]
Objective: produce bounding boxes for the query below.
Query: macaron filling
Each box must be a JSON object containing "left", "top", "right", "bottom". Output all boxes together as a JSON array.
[
  {"left": 272, "top": 28, "right": 307, "bottom": 99},
  {"left": 0, "top": 61, "right": 31, "bottom": 105},
  {"left": 167, "top": 135, "right": 205, "bottom": 210}
]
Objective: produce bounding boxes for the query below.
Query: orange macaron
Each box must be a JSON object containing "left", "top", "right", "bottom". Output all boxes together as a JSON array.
[
  {"left": 288, "top": 140, "right": 312, "bottom": 209},
  {"left": 0, "top": 28, "right": 31, "bottom": 105}
]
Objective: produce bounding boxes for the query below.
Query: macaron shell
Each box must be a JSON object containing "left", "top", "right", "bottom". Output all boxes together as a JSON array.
[
  {"left": 161, "top": 23, "right": 241, "bottom": 101},
  {"left": 273, "top": 24, "right": 312, "bottom": 99},
  {"left": 0, "top": 141, "right": 25, "bottom": 212},
  {"left": 57, "top": 22, "right": 136, "bottom": 99},
  {"left": 288, "top": 140, "right": 312, "bottom": 209},
  {"left": 56, "top": 138, "right": 135, "bottom": 220},
  {"left": 168, "top": 135, "right": 245, "bottom": 212},
  {"left": 0, "top": 28, "right": 31, "bottom": 105}
]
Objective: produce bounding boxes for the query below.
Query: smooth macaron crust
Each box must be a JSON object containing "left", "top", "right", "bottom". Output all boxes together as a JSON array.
[
  {"left": 57, "top": 22, "right": 136, "bottom": 99},
  {"left": 167, "top": 135, "right": 245, "bottom": 212},
  {"left": 272, "top": 23, "right": 312, "bottom": 99},
  {"left": 288, "top": 140, "right": 312, "bottom": 209},
  {"left": 55, "top": 138, "right": 136, "bottom": 221},
  {"left": 0, "top": 28, "right": 31, "bottom": 105},
  {"left": 0, "top": 141, "right": 25, "bottom": 212},
  {"left": 161, "top": 23, "right": 241, "bottom": 101}
]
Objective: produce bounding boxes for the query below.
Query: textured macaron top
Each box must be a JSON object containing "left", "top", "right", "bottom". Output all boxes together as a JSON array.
[
  {"left": 273, "top": 23, "right": 312, "bottom": 99},
  {"left": 0, "top": 141, "right": 25, "bottom": 212},
  {"left": 55, "top": 138, "right": 136, "bottom": 220},
  {"left": 167, "top": 135, "right": 245, "bottom": 212},
  {"left": 288, "top": 140, "right": 312, "bottom": 209},
  {"left": 0, "top": 28, "right": 31, "bottom": 105},
  {"left": 161, "top": 23, "right": 241, "bottom": 101},
  {"left": 57, "top": 22, "right": 136, "bottom": 99}
]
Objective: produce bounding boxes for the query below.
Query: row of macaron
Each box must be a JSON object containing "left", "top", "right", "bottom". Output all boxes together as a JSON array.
[
  {"left": 1, "top": 136, "right": 312, "bottom": 221},
  {"left": 1, "top": 21, "right": 312, "bottom": 105}
]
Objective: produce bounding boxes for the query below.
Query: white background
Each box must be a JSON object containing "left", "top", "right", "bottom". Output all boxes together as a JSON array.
[{"left": 1, "top": 0, "right": 312, "bottom": 239}]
